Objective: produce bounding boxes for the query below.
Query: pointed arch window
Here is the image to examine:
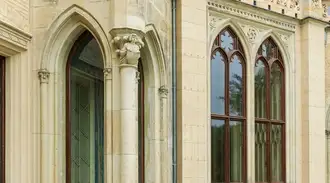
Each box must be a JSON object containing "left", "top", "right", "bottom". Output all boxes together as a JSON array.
[
  {"left": 254, "top": 38, "right": 285, "bottom": 183},
  {"left": 210, "top": 27, "right": 246, "bottom": 183},
  {"left": 66, "top": 31, "right": 104, "bottom": 183}
]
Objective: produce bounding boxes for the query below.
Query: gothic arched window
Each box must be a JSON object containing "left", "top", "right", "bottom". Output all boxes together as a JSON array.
[
  {"left": 66, "top": 31, "right": 104, "bottom": 183},
  {"left": 211, "top": 27, "right": 246, "bottom": 183},
  {"left": 254, "top": 37, "right": 285, "bottom": 183}
]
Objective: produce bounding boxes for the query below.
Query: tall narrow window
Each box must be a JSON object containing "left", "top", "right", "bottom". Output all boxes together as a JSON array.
[
  {"left": 138, "top": 60, "right": 145, "bottom": 183},
  {"left": 255, "top": 38, "right": 285, "bottom": 183},
  {"left": 0, "top": 56, "right": 4, "bottom": 183},
  {"left": 211, "top": 27, "right": 246, "bottom": 183},
  {"left": 66, "top": 31, "right": 104, "bottom": 183}
]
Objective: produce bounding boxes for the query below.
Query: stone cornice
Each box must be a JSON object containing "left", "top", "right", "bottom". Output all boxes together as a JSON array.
[
  {"left": 300, "top": 16, "right": 330, "bottom": 26},
  {"left": 0, "top": 20, "right": 31, "bottom": 55},
  {"left": 208, "top": 0, "right": 298, "bottom": 32}
]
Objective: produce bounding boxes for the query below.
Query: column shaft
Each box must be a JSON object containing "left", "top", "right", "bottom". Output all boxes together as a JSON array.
[{"left": 120, "top": 64, "right": 138, "bottom": 183}]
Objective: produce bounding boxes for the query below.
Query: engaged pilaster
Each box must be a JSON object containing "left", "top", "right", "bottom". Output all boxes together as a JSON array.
[
  {"left": 112, "top": 33, "right": 144, "bottom": 183},
  {"left": 38, "top": 69, "right": 55, "bottom": 183}
]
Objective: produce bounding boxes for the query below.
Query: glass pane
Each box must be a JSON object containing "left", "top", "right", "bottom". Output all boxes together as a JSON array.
[
  {"left": 221, "top": 30, "right": 234, "bottom": 52},
  {"left": 230, "top": 121, "right": 243, "bottom": 182},
  {"left": 211, "top": 119, "right": 225, "bottom": 182},
  {"left": 271, "top": 125, "right": 283, "bottom": 181},
  {"left": 255, "top": 60, "right": 266, "bottom": 118},
  {"left": 271, "top": 63, "right": 283, "bottom": 120},
  {"left": 260, "top": 40, "right": 276, "bottom": 60},
  {"left": 229, "top": 55, "right": 243, "bottom": 116},
  {"left": 255, "top": 123, "right": 267, "bottom": 182},
  {"left": 211, "top": 51, "right": 225, "bottom": 115}
]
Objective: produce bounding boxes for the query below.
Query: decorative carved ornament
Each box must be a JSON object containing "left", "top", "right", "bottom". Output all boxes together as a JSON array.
[
  {"left": 312, "top": 0, "right": 321, "bottom": 8},
  {"left": 207, "top": 0, "right": 296, "bottom": 31},
  {"left": 103, "top": 68, "right": 112, "bottom": 79},
  {"left": 326, "top": 129, "right": 330, "bottom": 137},
  {"left": 159, "top": 85, "right": 169, "bottom": 98},
  {"left": 38, "top": 69, "right": 50, "bottom": 84},
  {"left": 112, "top": 34, "right": 144, "bottom": 66},
  {"left": 323, "top": 4, "right": 327, "bottom": 18},
  {"left": 209, "top": 16, "right": 222, "bottom": 32},
  {"left": 276, "top": 33, "right": 290, "bottom": 47},
  {"left": 238, "top": 23, "right": 262, "bottom": 43}
]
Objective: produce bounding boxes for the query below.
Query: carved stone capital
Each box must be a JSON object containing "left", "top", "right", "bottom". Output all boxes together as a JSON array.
[
  {"left": 38, "top": 69, "right": 50, "bottom": 84},
  {"left": 326, "top": 130, "right": 330, "bottom": 137},
  {"left": 112, "top": 33, "right": 144, "bottom": 67},
  {"left": 104, "top": 68, "right": 112, "bottom": 80},
  {"left": 159, "top": 85, "right": 169, "bottom": 99}
]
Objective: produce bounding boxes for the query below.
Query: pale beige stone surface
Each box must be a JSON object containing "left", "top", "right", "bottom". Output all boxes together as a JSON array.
[{"left": 0, "top": 0, "right": 329, "bottom": 182}]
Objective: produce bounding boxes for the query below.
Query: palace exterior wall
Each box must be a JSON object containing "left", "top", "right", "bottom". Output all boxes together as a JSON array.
[{"left": 0, "top": 0, "right": 330, "bottom": 182}]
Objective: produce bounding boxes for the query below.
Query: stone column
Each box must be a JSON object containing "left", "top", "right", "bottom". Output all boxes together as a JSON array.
[
  {"left": 104, "top": 67, "right": 113, "bottom": 183},
  {"left": 112, "top": 33, "right": 144, "bottom": 183},
  {"left": 38, "top": 69, "right": 54, "bottom": 183},
  {"left": 159, "top": 85, "right": 169, "bottom": 183}
]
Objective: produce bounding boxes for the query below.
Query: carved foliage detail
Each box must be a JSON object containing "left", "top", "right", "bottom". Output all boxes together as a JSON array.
[
  {"left": 38, "top": 69, "right": 50, "bottom": 84},
  {"left": 112, "top": 34, "right": 144, "bottom": 66},
  {"left": 209, "top": 16, "right": 222, "bottom": 32},
  {"left": 103, "top": 68, "right": 112, "bottom": 79},
  {"left": 159, "top": 85, "right": 169, "bottom": 98},
  {"left": 277, "top": 33, "right": 289, "bottom": 47},
  {"left": 312, "top": 0, "right": 321, "bottom": 8}
]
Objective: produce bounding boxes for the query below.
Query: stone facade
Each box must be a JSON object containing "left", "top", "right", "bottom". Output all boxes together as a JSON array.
[{"left": 0, "top": 0, "right": 329, "bottom": 183}]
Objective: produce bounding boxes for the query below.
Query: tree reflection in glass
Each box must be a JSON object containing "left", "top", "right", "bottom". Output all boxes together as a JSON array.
[
  {"left": 211, "top": 51, "right": 225, "bottom": 115},
  {"left": 229, "top": 55, "right": 243, "bottom": 116}
]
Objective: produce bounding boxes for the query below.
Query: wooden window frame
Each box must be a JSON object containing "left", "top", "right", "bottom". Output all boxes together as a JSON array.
[
  {"left": 210, "top": 27, "right": 247, "bottom": 183},
  {"left": 138, "top": 61, "right": 145, "bottom": 183},
  {"left": 255, "top": 38, "right": 286, "bottom": 183},
  {"left": 0, "top": 56, "right": 5, "bottom": 183},
  {"left": 65, "top": 31, "right": 103, "bottom": 183}
]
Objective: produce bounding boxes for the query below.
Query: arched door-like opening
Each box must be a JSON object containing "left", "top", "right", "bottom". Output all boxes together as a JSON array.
[{"left": 66, "top": 30, "right": 104, "bottom": 183}]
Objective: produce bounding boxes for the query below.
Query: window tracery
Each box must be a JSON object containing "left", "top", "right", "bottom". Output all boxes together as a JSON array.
[{"left": 211, "top": 27, "right": 246, "bottom": 183}]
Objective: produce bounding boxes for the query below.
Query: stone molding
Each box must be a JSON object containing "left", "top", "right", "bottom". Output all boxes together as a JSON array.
[
  {"left": 112, "top": 33, "right": 144, "bottom": 66},
  {"left": 159, "top": 85, "right": 169, "bottom": 98},
  {"left": 38, "top": 69, "right": 50, "bottom": 84},
  {"left": 207, "top": 0, "right": 297, "bottom": 31},
  {"left": 0, "top": 20, "right": 31, "bottom": 55}
]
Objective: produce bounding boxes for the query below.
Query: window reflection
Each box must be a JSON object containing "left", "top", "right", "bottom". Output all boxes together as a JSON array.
[
  {"left": 211, "top": 51, "right": 225, "bottom": 115},
  {"left": 255, "top": 60, "right": 266, "bottom": 118},
  {"left": 229, "top": 55, "right": 243, "bottom": 116},
  {"left": 230, "top": 121, "right": 243, "bottom": 182},
  {"left": 211, "top": 119, "right": 225, "bottom": 182},
  {"left": 271, "top": 62, "right": 282, "bottom": 120}
]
